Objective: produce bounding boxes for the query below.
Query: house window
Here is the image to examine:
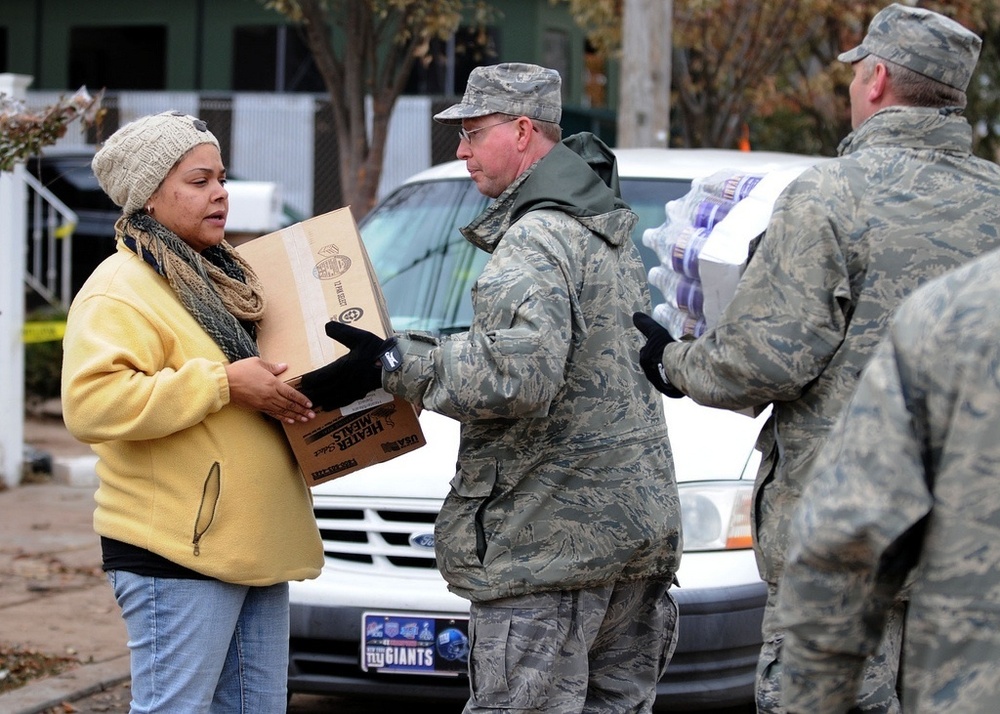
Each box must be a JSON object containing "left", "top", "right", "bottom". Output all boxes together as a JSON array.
[
  {"left": 232, "top": 25, "right": 324, "bottom": 92},
  {"left": 541, "top": 28, "right": 570, "bottom": 99},
  {"left": 232, "top": 22, "right": 498, "bottom": 97},
  {"left": 584, "top": 40, "right": 607, "bottom": 109},
  {"left": 69, "top": 26, "right": 166, "bottom": 90},
  {"left": 405, "top": 25, "right": 500, "bottom": 96}
]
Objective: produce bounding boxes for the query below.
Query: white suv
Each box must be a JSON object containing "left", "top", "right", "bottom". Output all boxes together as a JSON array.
[{"left": 287, "top": 147, "right": 823, "bottom": 709}]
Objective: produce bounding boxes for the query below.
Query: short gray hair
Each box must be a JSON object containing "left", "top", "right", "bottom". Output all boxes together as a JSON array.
[
  {"left": 531, "top": 118, "right": 562, "bottom": 143},
  {"left": 861, "top": 54, "right": 967, "bottom": 109}
]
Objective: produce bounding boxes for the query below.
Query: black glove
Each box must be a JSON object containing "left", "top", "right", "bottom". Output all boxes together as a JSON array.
[
  {"left": 298, "top": 322, "right": 401, "bottom": 411},
  {"left": 632, "top": 312, "right": 684, "bottom": 398}
]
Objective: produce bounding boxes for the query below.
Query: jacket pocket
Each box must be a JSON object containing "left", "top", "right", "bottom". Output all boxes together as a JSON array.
[
  {"left": 449, "top": 457, "right": 498, "bottom": 498},
  {"left": 192, "top": 461, "right": 221, "bottom": 556},
  {"left": 451, "top": 458, "right": 500, "bottom": 565}
]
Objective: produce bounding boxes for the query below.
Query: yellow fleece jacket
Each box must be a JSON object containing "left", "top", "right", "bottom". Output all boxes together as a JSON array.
[{"left": 61, "top": 242, "right": 323, "bottom": 586}]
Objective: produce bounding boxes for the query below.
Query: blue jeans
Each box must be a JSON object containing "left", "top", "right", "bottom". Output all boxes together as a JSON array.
[{"left": 108, "top": 570, "right": 290, "bottom": 714}]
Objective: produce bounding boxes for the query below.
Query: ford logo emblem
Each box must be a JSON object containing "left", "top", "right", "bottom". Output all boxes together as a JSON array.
[{"left": 409, "top": 533, "right": 435, "bottom": 549}]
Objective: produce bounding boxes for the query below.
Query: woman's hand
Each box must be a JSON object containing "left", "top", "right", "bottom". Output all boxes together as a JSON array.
[{"left": 225, "top": 358, "right": 316, "bottom": 424}]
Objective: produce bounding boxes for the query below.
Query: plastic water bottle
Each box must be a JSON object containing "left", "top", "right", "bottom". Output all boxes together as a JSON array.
[
  {"left": 640, "top": 221, "right": 674, "bottom": 267},
  {"left": 643, "top": 223, "right": 708, "bottom": 280},
  {"left": 642, "top": 222, "right": 669, "bottom": 253},
  {"left": 665, "top": 171, "right": 761, "bottom": 231},
  {"left": 668, "top": 224, "right": 709, "bottom": 280},
  {"left": 653, "top": 302, "right": 707, "bottom": 341},
  {"left": 690, "top": 195, "right": 734, "bottom": 230},
  {"left": 694, "top": 171, "right": 763, "bottom": 203},
  {"left": 648, "top": 266, "right": 705, "bottom": 316}
]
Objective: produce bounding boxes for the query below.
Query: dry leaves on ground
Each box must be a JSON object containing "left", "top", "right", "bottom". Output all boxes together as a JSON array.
[{"left": 0, "top": 642, "right": 77, "bottom": 694}]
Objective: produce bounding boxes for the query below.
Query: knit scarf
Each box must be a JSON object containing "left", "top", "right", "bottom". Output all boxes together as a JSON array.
[{"left": 117, "top": 213, "right": 264, "bottom": 362}]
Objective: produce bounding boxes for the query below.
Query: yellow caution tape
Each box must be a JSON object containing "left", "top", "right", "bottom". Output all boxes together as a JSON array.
[
  {"left": 23, "top": 321, "right": 66, "bottom": 343},
  {"left": 55, "top": 222, "right": 77, "bottom": 239}
]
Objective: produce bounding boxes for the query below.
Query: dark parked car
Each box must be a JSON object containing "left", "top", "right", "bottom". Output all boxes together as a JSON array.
[{"left": 25, "top": 147, "right": 120, "bottom": 303}]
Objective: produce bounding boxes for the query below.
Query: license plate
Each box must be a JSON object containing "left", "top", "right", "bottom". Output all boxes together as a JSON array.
[{"left": 361, "top": 611, "right": 469, "bottom": 676}]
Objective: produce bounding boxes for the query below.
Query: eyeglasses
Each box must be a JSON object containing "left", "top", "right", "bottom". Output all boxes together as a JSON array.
[{"left": 458, "top": 117, "right": 518, "bottom": 143}]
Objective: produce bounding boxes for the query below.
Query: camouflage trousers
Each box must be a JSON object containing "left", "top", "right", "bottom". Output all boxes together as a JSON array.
[
  {"left": 462, "top": 577, "right": 678, "bottom": 714},
  {"left": 757, "top": 581, "right": 904, "bottom": 713}
]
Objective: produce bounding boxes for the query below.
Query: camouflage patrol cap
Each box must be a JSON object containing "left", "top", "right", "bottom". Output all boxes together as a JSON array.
[
  {"left": 838, "top": 3, "right": 981, "bottom": 92},
  {"left": 433, "top": 62, "right": 562, "bottom": 125}
]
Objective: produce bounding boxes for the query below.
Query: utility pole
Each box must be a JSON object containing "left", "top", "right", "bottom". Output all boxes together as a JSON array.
[
  {"left": 617, "top": 0, "right": 672, "bottom": 148},
  {"left": 0, "top": 73, "right": 32, "bottom": 487}
]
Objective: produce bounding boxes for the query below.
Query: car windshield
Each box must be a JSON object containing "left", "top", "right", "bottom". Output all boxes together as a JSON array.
[
  {"left": 360, "top": 179, "right": 489, "bottom": 333},
  {"left": 359, "top": 175, "right": 693, "bottom": 333}
]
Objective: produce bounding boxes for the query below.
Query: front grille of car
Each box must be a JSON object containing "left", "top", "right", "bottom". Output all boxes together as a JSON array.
[{"left": 314, "top": 502, "right": 440, "bottom": 569}]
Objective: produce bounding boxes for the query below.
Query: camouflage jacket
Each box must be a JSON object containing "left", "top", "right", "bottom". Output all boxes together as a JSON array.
[
  {"left": 778, "top": 249, "right": 1000, "bottom": 713},
  {"left": 660, "top": 106, "right": 1000, "bottom": 584},
  {"left": 385, "top": 134, "right": 681, "bottom": 603}
]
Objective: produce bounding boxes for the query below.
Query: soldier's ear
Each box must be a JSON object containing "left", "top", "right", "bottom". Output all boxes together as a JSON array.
[{"left": 869, "top": 62, "right": 891, "bottom": 102}]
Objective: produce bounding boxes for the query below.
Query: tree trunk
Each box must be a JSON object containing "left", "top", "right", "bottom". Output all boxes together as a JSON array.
[{"left": 617, "top": 0, "right": 672, "bottom": 148}]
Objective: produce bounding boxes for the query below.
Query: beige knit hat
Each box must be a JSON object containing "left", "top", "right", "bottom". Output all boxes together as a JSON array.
[{"left": 92, "top": 111, "right": 221, "bottom": 216}]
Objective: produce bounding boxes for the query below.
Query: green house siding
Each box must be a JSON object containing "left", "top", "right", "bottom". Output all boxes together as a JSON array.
[{"left": 1, "top": 0, "right": 609, "bottom": 110}]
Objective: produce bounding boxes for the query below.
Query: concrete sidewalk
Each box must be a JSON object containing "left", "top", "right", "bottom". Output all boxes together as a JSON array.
[{"left": 0, "top": 424, "right": 130, "bottom": 714}]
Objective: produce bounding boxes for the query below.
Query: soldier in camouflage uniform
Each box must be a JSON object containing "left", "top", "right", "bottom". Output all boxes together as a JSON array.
[
  {"left": 300, "top": 63, "right": 681, "bottom": 713},
  {"left": 632, "top": 5, "right": 1000, "bottom": 712},
  {"left": 778, "top": 248, "right": 1000, "bottom": 713}
]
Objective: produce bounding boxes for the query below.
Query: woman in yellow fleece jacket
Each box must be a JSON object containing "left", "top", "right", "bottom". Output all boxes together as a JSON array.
[{"left": 61, "top": 111, "right": 323, "bottom": 713}]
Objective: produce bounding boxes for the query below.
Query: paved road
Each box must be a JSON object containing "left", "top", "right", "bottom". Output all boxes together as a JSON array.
[
  {"left": 42, "top": 687, "right": 466, "bottom": 713},
  {"left": 64, "top": 686, "right": 753, "bottom": 713},
  {"left": 290, "top": 694, "right": 753, "bottom": 713},
  {"left": 298, "top": 693, "right": 464, "bottom": 713}
]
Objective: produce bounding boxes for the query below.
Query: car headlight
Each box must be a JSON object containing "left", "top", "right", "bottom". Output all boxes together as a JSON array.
[{"left": 678, "top": 481, "right": 753, "bottom": 551}]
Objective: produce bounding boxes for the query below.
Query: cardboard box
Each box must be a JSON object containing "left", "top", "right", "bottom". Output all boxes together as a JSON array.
[{"left": 237, "top": 207, "right": 425, "bottom": 486}]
